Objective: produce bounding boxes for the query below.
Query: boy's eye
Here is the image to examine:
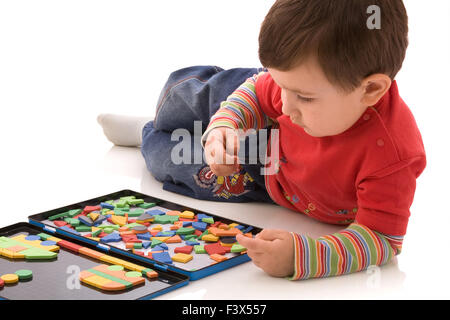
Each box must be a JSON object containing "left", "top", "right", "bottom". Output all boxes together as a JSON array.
[{"left": 297, "top": 95, "right": 314, "bottom": 103}]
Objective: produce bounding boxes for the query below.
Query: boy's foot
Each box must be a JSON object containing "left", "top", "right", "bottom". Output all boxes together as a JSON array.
[{"left": 97, "top": 113, "right": 153, "bottom": 147}]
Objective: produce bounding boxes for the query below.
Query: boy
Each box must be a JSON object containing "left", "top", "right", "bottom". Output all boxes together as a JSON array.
[{"left": 98, "top": 0, "right": 426, "bottom": 280}]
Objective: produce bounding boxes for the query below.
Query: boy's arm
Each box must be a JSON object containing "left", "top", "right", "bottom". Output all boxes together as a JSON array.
[
  {"left": 201, "top": 71, "right": 274, "bottom": 147},
  {"left": 288, "top": 223, "right": 400, "bottom": 280},
  {"left": 288, "top": 156, "right": 426, "bottom": 280}
]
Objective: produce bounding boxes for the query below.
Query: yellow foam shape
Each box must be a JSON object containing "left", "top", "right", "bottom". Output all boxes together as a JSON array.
[
  {"left": 121, "top": 262, "right": 146, "bottom": 273},
  {"left": 179, "top": 210, "right": 194, "bottom": 219},
  {"left": 150, "top": 237, "right": 171, "bottom": 242},
  {"left": 11, "top": 234, "right": 59, "bottom": 252},
  {"left": 87, "top": 237, "right": 100, "bottom": 241},
  {"left": 99, "top": 255, "right": 145, "bottom": 272},
  {"left": 47, "top": 236, "right": 62, "bottom": 243},
  {"left": 0, "top": 248, "right": 23, "bottom": 259},
  {"left": 202, "top": 234, "right": 219, "bottom": 242},
  {"left": 89, "top": 212, "right": 99, "bottom": 221},
  {"left": 83, "top": 274, "right": 111, "bottom": 289},
  {"left": 111, "top": 215, "right": 127, "bottom": 227},
  {"left": 151, "top": 225, "right": 163, "bottom": 231},
  {"left": 99, "top": 255, "right": 126, "bottom": 266},
  {"left": 228, "top": 223, "right": 239, "bottom": 228},
  {"left": 171, "top": 253, "right": 193, "bottom": 263}
]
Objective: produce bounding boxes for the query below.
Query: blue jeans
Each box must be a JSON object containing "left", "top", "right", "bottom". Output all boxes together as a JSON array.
[{"left": 141, "top": 65, "right": 274, "bottom": 204}]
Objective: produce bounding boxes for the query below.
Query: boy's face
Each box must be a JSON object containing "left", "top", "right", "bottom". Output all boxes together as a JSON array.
[{"left": 268, "top": 57, "right": 368, "bottom": 137}]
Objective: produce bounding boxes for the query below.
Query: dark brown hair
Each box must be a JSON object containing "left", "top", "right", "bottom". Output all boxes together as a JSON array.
[{"left": 259, "top": 0, "right": 408, "bottom": 92}]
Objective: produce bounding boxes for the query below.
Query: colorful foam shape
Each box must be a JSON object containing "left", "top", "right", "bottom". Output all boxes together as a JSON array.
[
  {"left": 136, "top": 233, "right": 151, "bottom": 241},
  {"left": 192, "top": 221, "right": 207, "bottom": 231},
  {"left": 152, "top": 252, "right": 172, "bottom": 264},
  {"left": 100, "top": 232, "right": 122, "bottom": 243},
  {"left": 79, "top": 264, "right": 144, "bottom": 291},
  {"left": 146, "top": 209, "right": 166, "bottom": 216},
  {"left": 0, "top": 236, "right": 58, "bottom": 260}
]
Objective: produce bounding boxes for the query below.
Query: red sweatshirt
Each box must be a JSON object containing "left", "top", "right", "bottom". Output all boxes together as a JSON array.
[
  {"left": 202, "top": 71, "right": 427, "bottom": 279},
  {"left": 255, "top": 72, "right": 426, "bottom": 235}
]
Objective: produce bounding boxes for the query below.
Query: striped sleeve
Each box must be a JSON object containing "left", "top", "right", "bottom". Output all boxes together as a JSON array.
[
  {"left": 201, "top": 71, "right": 273, "bottom": 147},
  {"left": 287, "top": 223, "right": 403, "bottom": 280}
]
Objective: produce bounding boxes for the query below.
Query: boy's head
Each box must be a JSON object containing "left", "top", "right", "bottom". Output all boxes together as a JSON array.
[{"left": 259, "top": 0, "right": 408, "bottom": 137}]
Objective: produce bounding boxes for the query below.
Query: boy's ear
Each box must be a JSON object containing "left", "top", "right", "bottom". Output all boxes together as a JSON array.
[{"left": 360, "top": 74, "right": 392, "bottom": 107}]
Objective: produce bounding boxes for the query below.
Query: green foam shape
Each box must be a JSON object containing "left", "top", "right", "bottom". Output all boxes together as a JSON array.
[
  {"left": 230, "top": 244, "right": 246, "bottom": 253},
  {"left": 176, "top": 227, "right": 195, "bottom": 235},
  {"left": 21, "top": 248, "right": 57, "bottom": 260}
]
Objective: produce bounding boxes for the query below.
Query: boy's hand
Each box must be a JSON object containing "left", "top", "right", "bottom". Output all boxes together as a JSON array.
[
  {"left": 236, "top": 229, "right": 295, "bottom": 278},
  {"left": 204, "top": 127, "right": 240, "bottom": 176}
]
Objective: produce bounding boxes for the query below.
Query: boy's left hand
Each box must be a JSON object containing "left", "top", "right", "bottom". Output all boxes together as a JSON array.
[{"left": 236, "top": 229, "right": 294, "bottom": 278}]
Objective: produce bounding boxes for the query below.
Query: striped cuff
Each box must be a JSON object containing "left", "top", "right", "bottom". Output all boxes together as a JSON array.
[{"left": 287, "top": 223, "right": 396, "bottom": 281}]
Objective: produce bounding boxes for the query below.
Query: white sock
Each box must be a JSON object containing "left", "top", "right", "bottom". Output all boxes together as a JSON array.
[{"left": 97, "top": 113, "right": 153, "bottom": 147}]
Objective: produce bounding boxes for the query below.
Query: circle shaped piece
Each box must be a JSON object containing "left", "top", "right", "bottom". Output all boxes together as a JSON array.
[
  {"left": 15, "top": 269, "right": 33, "bottom": 280},
  {"left": 1, "top": 274, "right": 19, "bottom": 284},
  {"left": 107, "top": 265, "right": 124, "bottom": 271},
  {"left": 40, "top": 240, "right": 57, "bottom": 246},
  {"left": 25, "top": 235, "right": 41, "bottom": 241}
]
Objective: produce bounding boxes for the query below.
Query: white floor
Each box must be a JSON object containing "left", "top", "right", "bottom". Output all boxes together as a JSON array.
[
  {"left": 0, "top": 135, "right": 446, "bottom": 300},
  {"left": 1, "top": 0, "right": 449, "bottom": 300}
]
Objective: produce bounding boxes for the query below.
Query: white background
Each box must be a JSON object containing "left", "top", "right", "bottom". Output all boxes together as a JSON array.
[{"left": 0, "top": 0, "right": 449, "bottom": 300}]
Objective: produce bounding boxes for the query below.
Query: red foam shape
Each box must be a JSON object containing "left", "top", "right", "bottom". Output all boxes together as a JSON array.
[
  {"left": 58, "top": 240, "right": 83, "bottom": 253},
  {"left": 174, "top": 245, "right": 193, "bottom": 254},
  {"left": 54, "top": 221, "right": 67, "bottom": 227},
  {"left": 211, "top": 221, "right": 221, "bottom": 228},
  {"left": 178, "top": 217, "right": 195, "bottom": 222},
  {"left": 204, "top": 243, "right": 226, "bottom": 255},
  {"left": 83, "top": 206, "right": 101, "bottom": 213},
  {"left": 194, "top": 230, "right": 202, "bottom": 236}
]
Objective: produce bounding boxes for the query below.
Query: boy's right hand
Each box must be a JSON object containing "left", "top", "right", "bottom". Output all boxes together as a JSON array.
[{"left": 204, "top": 127, "right": 241, "bottom": 177}]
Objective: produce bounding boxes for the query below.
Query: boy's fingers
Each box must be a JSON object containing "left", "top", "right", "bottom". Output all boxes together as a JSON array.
[
  {"left": 256, "top": 229, "right": 289, "bottom": 241},
  {"left": 236, "top": 234, "right": 266, "bottom": 253}
]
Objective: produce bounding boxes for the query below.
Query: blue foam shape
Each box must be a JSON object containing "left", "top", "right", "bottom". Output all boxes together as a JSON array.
[
  {"left": 182, "top": 221, "right": 192, "bottom": 227},
  {"left": 146, "top": 209, "right": 165, "bottom": 216},
  {"left": 234, "top": 225, "right": 245, "bottom": 230},
  {"left": 151, "top": 245, "right": 166, "bottom": 251},
  {"left": 25, "top": 235, "right": 41, "bottom": 241},
  {"left": 185, "top": 240, "right": 200, "bottom": 246},
  {"left": 105, "top": 214, "right": 112, "bottom": 218},
  {"left": 137, "top": 233, "right": 151, "bottom": 241},
  {"left": 158, "top": 243, "right": 168, "bottom": 250},
  {"left": 156, "top": 231, "right": 175, "bottom": 237},
  {"left": 41, "top": 240, "right": 57, "bottom": 246},
  {"left": 78, "top": 215, "right": 94, "bottom": 226},
  {"left": 100, "top": 232, "right": 122, "bottom": 243},
  {"left": 152, "top": 252, "right": 172, "bottom": 264},
  {"left": 192, "top": 222, "right": 207, "bottom": 231},
  {"left": 196, "top": 214, "right": 208, "bottom": 220},
  {"left": 93, "top": 215, "right": 107, "bottom": 226},
  {"left": 242, "top": 226, "right": 254, "bottom": 234},
  {"left": 142, "top": 241, "right": 151, "bottom": 249},
  {"left": 60, "top": 226, "right": 81, "bottom": 235},
  {"left": 100, "top": 202, "right": 115, "bottom": 210}
]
